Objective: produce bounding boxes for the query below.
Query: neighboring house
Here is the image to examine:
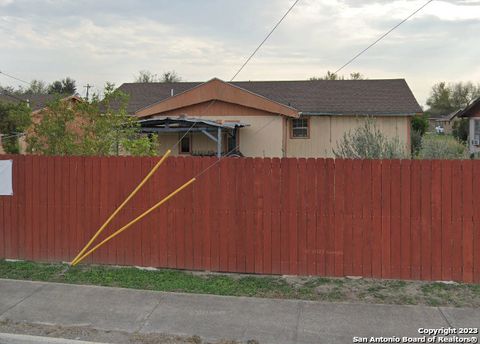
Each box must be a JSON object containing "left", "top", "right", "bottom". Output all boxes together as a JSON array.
[
  {"left": 119, "top": 78, "right": 422, "bottom": 158},
  {"left": 433, "top": 109, "right": 462, "bottom": 134},
  {"left": 0, "top": 93, "right": 82, "bottom": 154},
  {"left": 459, "top": 97, "right": 480, "bottom": 155}
]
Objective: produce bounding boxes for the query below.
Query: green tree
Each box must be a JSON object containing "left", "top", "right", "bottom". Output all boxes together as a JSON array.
[
  {"left": 425, "top": 81, "right": 480, "bottom": 117},
  {"left": 0, "top": 84, "right": 20, "bottom": 95},
  {"left": 425, "top": 82, "right": 452, "bottom": 117},
  {"left": 410, "top": 114, "right": 430, "bottom": 155},
  {"left": 48, "top": 81, "right": 63, "bottom": 94},
  {"left": 161, "top": 71, "right": 181, "bottom": 83},
  {"left": 0, "top": 101, "right": 31, "bottom": 153},
  {"left": 27, "top": 84, "right": 158, "bottom": 156},
  {"left": 349, "top": 72, "right": 364, "bottom": 80},
  {"left": 450, "top": 82, "right": 480, "bottom": 109},
  {"left": 48, "top": 77, "right": 77, "bottom": 95},
  {"left": 333, "top": 118, "right": 406, "bottom": 159},
  {"left": 411, "top": 129, "right": 423, "bottom": 157},
  {"left": 26, "top": 97, "right": 79, "bottom": 155},
  {"left": 310, "top": 71, "right": 365, "bottom": 80},
  {"left": 24, "top": 79, "right": 48, "bottom": 95},
  {"left": 411, "top": 114, "right": 429, "bottom": 136},
  {"left": 134, "top": 70, "right": 182, "bottom": 83},
  {"left": 310, "top": 71, "right": 343, "bottom": 80},
  {"left": 134, "top": 70, "right": 159, "bottom": 83},
  {"left": 79, "top": 86, "right": 158, "bottom": 156}
]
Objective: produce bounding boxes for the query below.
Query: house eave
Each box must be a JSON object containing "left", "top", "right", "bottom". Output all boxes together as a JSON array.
[{"left": 298, "top": 111, "right": 420, "bottom": 117}]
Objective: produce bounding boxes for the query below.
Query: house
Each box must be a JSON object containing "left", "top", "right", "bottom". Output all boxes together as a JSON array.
[
  {"left": 459, "top": 97, "right": 480, "bottom": 155},
  {"left": 118, "top": 78, "right": 423, "bottom": 158},
  {"left": 433, "top": 109, "right": 462, "bottom": 134},
  {"left": 0, "top": 93, "right": 57, "bottom": 154},
  {"left": 0, "top": 93, "right": 82, "bottom": 154}
]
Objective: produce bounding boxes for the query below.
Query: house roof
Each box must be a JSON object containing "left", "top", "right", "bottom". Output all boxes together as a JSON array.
[
  {"left": 437, "top": 109, "right": 462, "bottom": 122},
  {"left": 0, "top": 93, "right": 81, "bottom": 112},
  {"left": 0, "top": 93, "right": 58, "bottom": 111},
  {"left": 118, "top": 78, "right": 422, "bottom": 116},
  {"left": 459, "top": 96, "right": 480, "bottom": 118},
  {"left": 138, "top": 117, "right": 250, "bottom": 130}
]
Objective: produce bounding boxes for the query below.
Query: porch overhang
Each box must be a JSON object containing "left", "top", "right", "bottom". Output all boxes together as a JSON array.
[{"left": 138, "top": 116, "right": 249, "bottom": 157}]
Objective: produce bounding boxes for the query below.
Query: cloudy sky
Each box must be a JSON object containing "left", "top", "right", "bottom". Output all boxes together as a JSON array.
[{"left": 0, "top": 0, "right": 479, "bottom": 106}]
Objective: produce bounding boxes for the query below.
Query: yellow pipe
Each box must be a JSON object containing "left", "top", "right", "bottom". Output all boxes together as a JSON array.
[
  {"left": 72, "top": 177, "right": 196, "bottom": 266},
  {"left": 70, "top": 150, "right": 171, "bottom": 266}
]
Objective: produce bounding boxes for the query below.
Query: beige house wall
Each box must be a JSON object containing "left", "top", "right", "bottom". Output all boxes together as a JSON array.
[
  {"left": 0, "top": 136, "right": 4, "bottom": 154},
  {"left": 286, "top": 116, "right": 411, "bottom": 158},
  {"left": 157, "top": 133, "right": 180, "bottom": 156}
]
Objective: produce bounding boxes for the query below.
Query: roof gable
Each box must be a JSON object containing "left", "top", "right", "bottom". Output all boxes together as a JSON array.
[
  {"left": 135, "top": 78, "right": 299, "bottom": 118},
  {"left": 460, "top": 97, "right": 480, "bottom": 118}
]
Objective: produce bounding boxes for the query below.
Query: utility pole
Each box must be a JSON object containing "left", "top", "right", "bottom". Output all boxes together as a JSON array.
[{"left": 84, "top": 84, "right": 93, "bottom": 101}]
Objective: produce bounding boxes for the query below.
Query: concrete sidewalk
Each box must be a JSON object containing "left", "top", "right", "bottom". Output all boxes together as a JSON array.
[
  {"left": 0, "top": 279, "right": 478, "bottom": 344},
  {"left": 0, "top": 333, "right": 103, "bottom": 344}
]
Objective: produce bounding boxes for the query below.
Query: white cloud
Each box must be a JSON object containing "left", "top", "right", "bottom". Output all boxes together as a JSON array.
[{"left": 0, "top": 0, "right": 479, "bottom": 105}]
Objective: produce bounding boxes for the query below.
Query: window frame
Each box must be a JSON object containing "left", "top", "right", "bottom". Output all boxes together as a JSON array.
[
  {"left": 290, "top": 117, "right": 310, "bottom": 139},
  {"left": 178, "top": 133, "right": 192, "bottom": 154},
  {"left": 474, "top": 119, "right": 480, "bottom": 138}
]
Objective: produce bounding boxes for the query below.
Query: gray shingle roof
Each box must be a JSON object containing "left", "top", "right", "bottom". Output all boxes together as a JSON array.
[
  {"left": 0, "top": 93, "right": 58, "bottom": 111},
  {"left": 118, "top": 79, "right": 423, "bottom": 116}
]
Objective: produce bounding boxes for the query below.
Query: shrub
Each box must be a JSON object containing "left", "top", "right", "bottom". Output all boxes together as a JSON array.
[
  {"left": 334, "top": 118, "right": 407, "bottom": 159},
  {"left": 452, "top": 118, "right": 469, "bottom": 143},
  {"left": 418, "top": 135, "right": 467, "bottom": 159},
  {"left": 0, "top": 101, "right": 31, "bottom": 154},
  {"left": 411, "top": 115, "right": 429, "bottom": 136},
  {"left": 411, "top": 129, "right": 423, "bottom": 157}
]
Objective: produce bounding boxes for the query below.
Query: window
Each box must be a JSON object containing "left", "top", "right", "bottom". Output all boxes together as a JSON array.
[
  {"left": 179, "top": 134, "right": 191, "bottom": 154},
  {"left": 475, "top": 119, "right": 480, "bottom": 138},
  {"left": 291, "top": 117, "right": 309, "bottom": 138},
  {"left": 227, "top": 132, "right": 238, "bottom": 152}
]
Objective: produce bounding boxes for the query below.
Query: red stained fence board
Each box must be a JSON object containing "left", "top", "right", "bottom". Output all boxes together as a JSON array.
[{"left": 0, "top": 155, "right": 478, "bottom": 283}]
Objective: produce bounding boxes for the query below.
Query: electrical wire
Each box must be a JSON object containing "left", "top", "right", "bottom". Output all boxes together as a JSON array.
[
  {"left": 0, "top": 90, "right": 27, "bottom": 102},
  {"left": 334, "top": 0, "right": 434, "bottom": 75},
  {"left": 192, "top": 0, "right": 433, "bottom": 178},
  {"left": 230, "top": 0, "right": 301, "bottom": 81},
  {"left": 170, "top": 0, "right": 302, "bottom": 152},
  {"left": 193, "top": 116, "right": 280, "bottom": 179},
  {"left": 0, "top": 70, "right": 30, "bottom": 85}
]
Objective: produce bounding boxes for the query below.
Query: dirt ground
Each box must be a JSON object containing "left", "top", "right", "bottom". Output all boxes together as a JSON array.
[{"left": 0, "top": 319, "right": 257, "bottom": 344}]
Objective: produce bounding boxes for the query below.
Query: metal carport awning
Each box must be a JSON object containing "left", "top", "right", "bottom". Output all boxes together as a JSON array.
[{"left": 137, "top": 116, "right": 250, "bottom": 158}]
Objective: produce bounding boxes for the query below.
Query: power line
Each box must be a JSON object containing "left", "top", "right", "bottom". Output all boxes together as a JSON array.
[
  {"left": 334, "top": 0, "right": 434, "bottom": 75},
  {"left": 194, "top": 1, "right": 432, "bottom": 178},
  {"left": 194, "top": 116, "right": 279, "bottom": 179},
  {"left": 230, "top": 0, "right": 301, "bottom": 82},
  {"left": 0, "top": 70, "right": 30, "bottom": 85},
  {"left": 171, "top": 0, "right": 302, "bottom": 151}
]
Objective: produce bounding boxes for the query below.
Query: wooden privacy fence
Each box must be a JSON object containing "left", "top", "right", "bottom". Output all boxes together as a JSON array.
[{"left": 0, "top": 154, "right": 479, "bottom": 283}]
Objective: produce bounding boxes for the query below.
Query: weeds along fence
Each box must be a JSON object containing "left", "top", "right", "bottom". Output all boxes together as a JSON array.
[{"left": 0, "top": 154, "right": 479, "bottom": 283}]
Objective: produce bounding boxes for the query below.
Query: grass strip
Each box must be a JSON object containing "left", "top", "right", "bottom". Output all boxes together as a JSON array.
[{"left": 1, "top": 260, "right": 479, "bottom": 307}]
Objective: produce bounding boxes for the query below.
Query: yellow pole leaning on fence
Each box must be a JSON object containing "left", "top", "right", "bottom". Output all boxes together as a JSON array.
[
  {"left": 71, "top": 177, "right": 196, "bottom": 267},
  {"left": 70, "top": 149, "right": 172, "bottom": 266}
]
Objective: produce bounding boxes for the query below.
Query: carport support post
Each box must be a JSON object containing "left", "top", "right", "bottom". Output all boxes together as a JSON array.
[{"left": 217, "top": 127, "right": 222, "bottom": 158}]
